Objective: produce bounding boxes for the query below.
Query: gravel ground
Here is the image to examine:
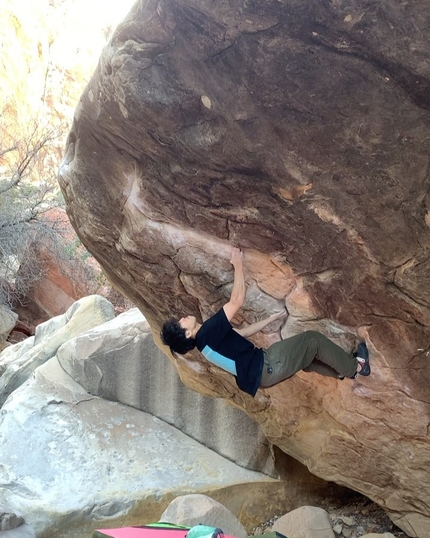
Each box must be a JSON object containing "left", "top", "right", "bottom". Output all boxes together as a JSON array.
[{"left": 252, "top": 495, "right": 409, "bottom": 537}]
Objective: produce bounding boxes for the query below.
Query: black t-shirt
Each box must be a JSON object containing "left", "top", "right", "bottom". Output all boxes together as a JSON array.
[{"left": 195, "top": 308, "right": 264, "bottom": 397}]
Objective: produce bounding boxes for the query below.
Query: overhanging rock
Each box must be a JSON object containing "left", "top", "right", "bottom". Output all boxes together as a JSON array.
[{"left": 59, "top": 1, "right": 430, "bottom": 536}]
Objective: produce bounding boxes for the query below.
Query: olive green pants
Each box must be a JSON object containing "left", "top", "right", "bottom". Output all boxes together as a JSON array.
[{"left": 260, "top": 330, "right": 358, "bottom": 388}]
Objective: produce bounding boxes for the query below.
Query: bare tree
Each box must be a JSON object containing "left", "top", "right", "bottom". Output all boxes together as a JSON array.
[{"left": 0, "top": 105, "right": 66, "bottom": 307}]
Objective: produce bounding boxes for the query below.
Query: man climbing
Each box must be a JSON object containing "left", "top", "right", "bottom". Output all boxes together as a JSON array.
[{"left": 161, "top": 246, "right": 370, "bottom": 397}]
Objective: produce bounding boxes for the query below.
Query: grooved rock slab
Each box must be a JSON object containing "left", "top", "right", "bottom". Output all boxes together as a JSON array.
[
  {"left": 56, "top": 307, "right": 276, "bottom": 474},
  {"left": 0, "top": 357, "right": 284, "bottom": 538},
  {"left": 59, "top": 1, "right": 430, "bottom": 536}
]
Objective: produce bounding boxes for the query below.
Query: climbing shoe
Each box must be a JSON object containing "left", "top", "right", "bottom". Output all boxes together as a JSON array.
[{"left": 355, "top": 342, "right": 370, "bottom": 376}]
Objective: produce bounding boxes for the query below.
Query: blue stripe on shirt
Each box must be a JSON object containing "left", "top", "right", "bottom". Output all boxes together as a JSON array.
[{"left": 201, "top": 345, "right": 237, "bottom": 375}]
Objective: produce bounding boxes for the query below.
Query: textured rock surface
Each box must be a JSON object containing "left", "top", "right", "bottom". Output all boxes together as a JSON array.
[
  {"left": 0, "top": 356, "right": 287, "bottom": 538},
  {"left": 59, "top": 1, "right": 430, "bottom": 536}
]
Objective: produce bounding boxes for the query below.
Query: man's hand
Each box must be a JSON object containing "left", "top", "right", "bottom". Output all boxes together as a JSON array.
[
  {"left": 230, "top": 247, "right": 243, "bottom": 267},
  {"left": 271, "top": 309, "right": 288, "bottom": 321}
]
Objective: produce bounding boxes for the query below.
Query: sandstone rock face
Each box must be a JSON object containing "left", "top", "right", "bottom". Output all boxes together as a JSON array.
[
  {"left": 59, "top": 1, "right": 430, "bottom": 536},
  {"left": 17, "top": 237, "right": 92, "bottom": 324}
]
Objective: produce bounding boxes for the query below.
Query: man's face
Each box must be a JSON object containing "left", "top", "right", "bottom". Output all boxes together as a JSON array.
[{"left": 179, "top": 315, "right": 197, "bottom": 334}]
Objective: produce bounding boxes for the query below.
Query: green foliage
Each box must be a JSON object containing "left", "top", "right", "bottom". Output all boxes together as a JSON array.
[{"left": 61, "top": 237, "right": 93, "bottom": 263}]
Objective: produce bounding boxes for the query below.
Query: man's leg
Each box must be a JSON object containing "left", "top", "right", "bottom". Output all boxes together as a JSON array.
[
  {"left": 302, "top": 359, "right": 340, "bottom": 378},
  {"left": 305, "top": 331, "right": 358, "bottom": 378},
  {"left": 260, "top": 331, "right": 358, "bottom": 387},
  {"left": 260, "top": 332, "right": 322, "bottom": 387}
]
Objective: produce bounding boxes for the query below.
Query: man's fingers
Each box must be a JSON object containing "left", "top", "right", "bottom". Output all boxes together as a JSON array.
[{"left": 230, "top": 246, "right": 244, "bottom": 263}]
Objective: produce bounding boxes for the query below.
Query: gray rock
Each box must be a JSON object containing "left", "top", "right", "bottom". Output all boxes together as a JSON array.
[
  {"left": 0, "top": 524, "right": 36, "bottom": 538},
  {"left": 160, "top": 494, "right": 247, "bottom": 538},
  {"left": 57, "top": 308, "right": 276, "bottom": 476},
  {"left": 0, "top": 502, "right": 34, "bottom": 537},
  {"left": 0, "top": 337, "right": 35, "bottom": 376},
  {"left": 0, "top": 295, "right": 115, "bottom": 406},
  {"left": 0, "top": 305, "right": 17, "bottom": 342},
  {"left": 332, "top": 523, "right": 343, "bottom": 535},
  {"left": 273, "top": 506, "right": 335, "bottom": 538},
  {"left": 0, "top": 506, "right": 23, "bottom": 530},
  {"left": 361, "top": 534, "right": 395, "bottom": 538},
  {"left": 0, "top": 356, "right": 286, "bottom": 538}
]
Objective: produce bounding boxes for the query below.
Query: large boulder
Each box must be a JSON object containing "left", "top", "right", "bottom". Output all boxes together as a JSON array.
[
  {"left": 56, "top": 307, "right": 275, "bottom": 474},
  {"left": 58, "top": 1, "right": 430, "bottom": 536},
  {"left": 0, "top": 356, "right": 286, "bottom": 538},
  {"left": 0, "top": 295, "right": 115, "bottom": 406}
]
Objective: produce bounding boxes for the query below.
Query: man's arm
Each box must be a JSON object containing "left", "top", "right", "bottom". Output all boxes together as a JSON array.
[
  {"left": 234, "top": 310, "right": 287, "bottom": 338},
  {"left": 223, "top": 247, "right": 246, "bottom": 322}
]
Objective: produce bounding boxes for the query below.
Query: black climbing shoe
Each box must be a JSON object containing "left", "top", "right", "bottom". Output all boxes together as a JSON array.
[{"left": 356, "top": 342, "right": 370, "bottom": 376}]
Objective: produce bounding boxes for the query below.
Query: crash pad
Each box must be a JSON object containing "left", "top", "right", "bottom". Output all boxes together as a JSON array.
[{"left": 93, "top": 523, "right": 190, "bottom": 538}]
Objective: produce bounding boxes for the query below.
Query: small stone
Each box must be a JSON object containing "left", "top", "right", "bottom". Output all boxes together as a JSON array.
[
  {"left": 201, "top": 95, "right": 212, "bottom": 109},
  {"left": 0, "top": 513, "right": 24, "bottom": 531},
  {"left": 333, "top": 523, "right": 343, "bottom": 534},
  {"left": 341, "top": 528, "right": 353, "bottom": 538},
  {"left": 341, "top": 516, "right": 356, "bottom": 526}
]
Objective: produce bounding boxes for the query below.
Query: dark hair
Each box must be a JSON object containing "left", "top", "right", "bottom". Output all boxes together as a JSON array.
[{"left": 160, "top": 318, "right": 196, "bottom": 355}]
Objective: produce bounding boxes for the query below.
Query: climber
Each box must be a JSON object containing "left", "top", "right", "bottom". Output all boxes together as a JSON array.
[{"left": 161, "top": 246, "right": 370, "bottom": 397}]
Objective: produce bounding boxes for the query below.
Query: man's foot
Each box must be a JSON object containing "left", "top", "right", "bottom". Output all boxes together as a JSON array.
[{"left": 355, "top": 342, "right": 370, "bottom": 376}]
